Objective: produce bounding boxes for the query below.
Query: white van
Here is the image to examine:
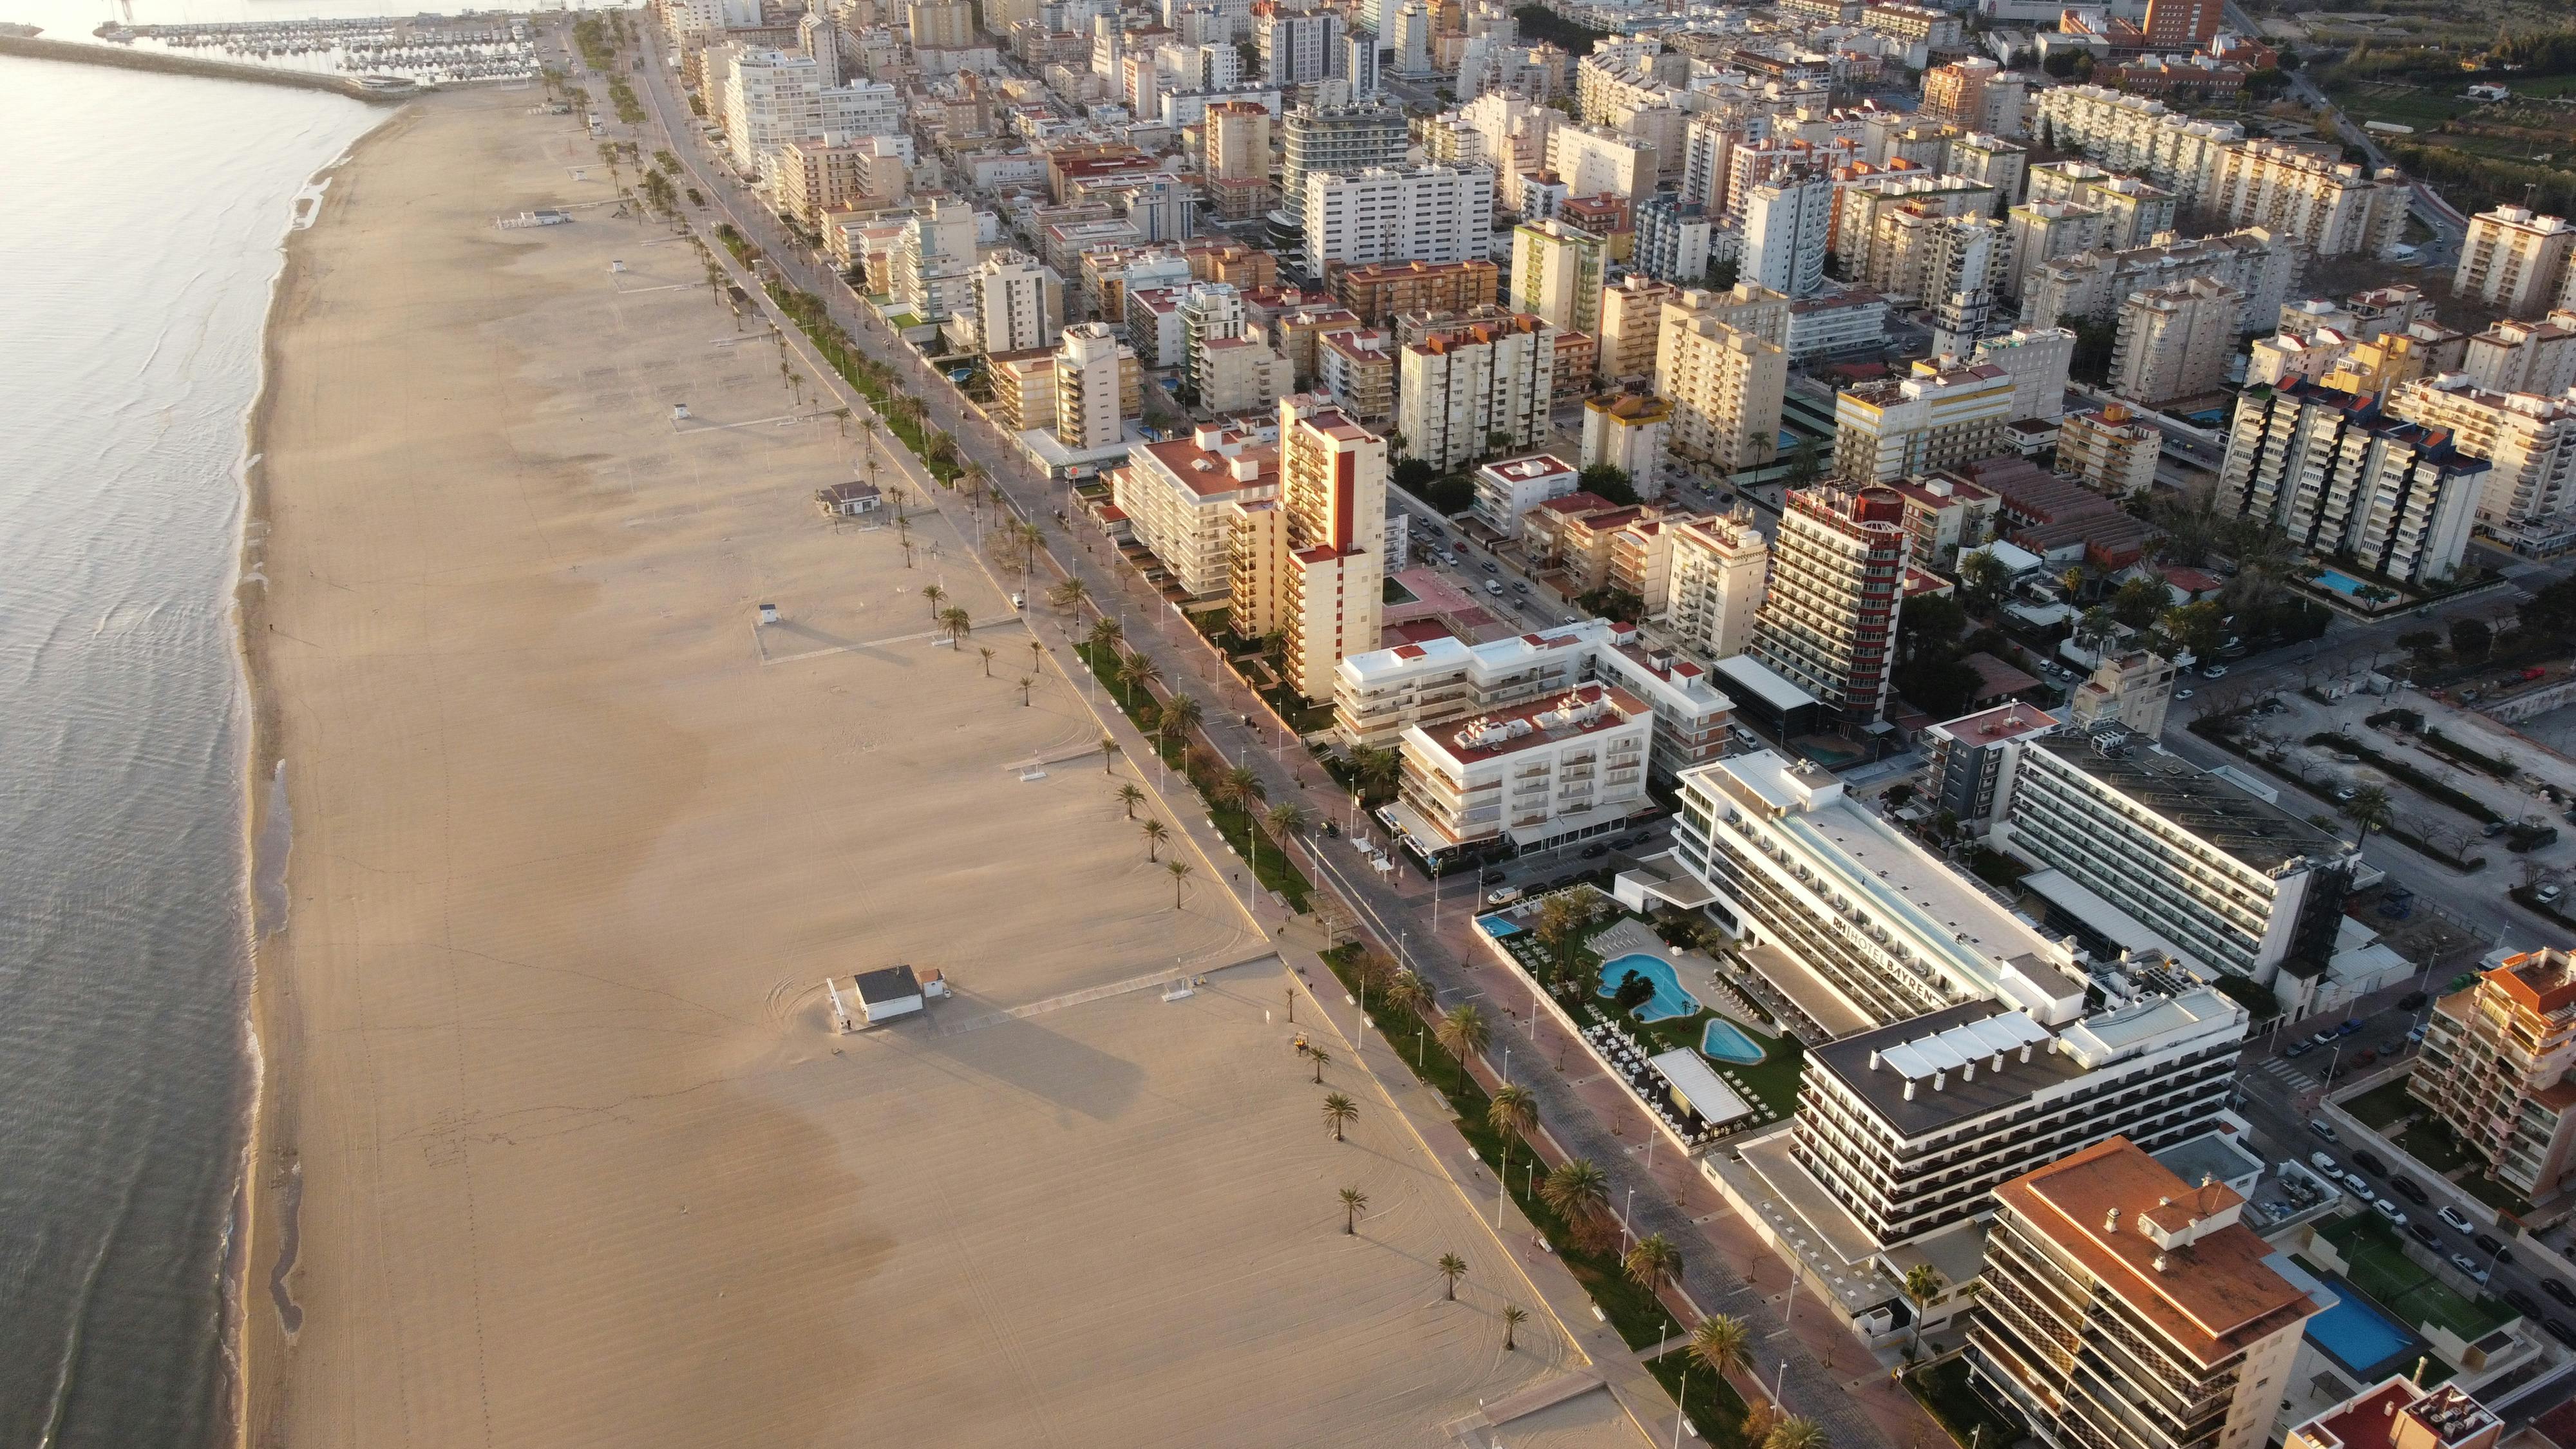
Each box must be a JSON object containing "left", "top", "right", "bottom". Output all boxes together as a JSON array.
[{"left": 1484, "top": 579, "right": 1506, "bottom": 596}]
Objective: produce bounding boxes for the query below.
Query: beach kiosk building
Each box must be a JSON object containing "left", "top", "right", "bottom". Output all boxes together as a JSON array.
[{"left": 853, "top": 965, "right": 925, "bottom": 1024}]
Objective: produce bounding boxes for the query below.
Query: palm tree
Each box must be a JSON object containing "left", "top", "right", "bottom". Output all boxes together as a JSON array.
[
  {"left": 1018, "top": 674, "right": 1034, "bottom": 706},
  {"left": 1141, "top": 818, "right": 1169, "bottom": 862},
  {"left": 1321, "top": 1092, "right": 1358, "bottom": 1142},
  {"left": 1436, "top": 1003, "right": 1491, "bottom": 1065},
  {"left": 1158, "top": 693, "right": 1203, "bottom": 750},
  {"left": 1488, "top": 1084, "right": 1537, "bottom": 1182},
  {"left": 1028, "top": 638, "right": 1045, "bottom": 676},
  {"left": 1383, "top": 968, "right": 1431, "bottom": 1064},
  {"left": 1118, "top": 650, "right": 1162, "bottom": 702},
  {"left": 1014, "top": 520, "right": 1045, "bottom": 573},
  {"left": 2346, "top": 784, "right": 2394, "bottom": 845},
  {"left": 1624, "top": 1233, "right": 1682, "bottom": 1299},
  {"left": 1687, "top": 1314, "right": 1751, "bottom": 1385},
  {"left": 1224, "top": 765, "right": 1265, "bottom": 811},
  {"left": 922, "top": 582, "right": 945, "bottom": 618},
  {"left": 1339, "top": 1185, "right": 1368, "bottom": 1234},
  {"left": 1540, "top": 1158, "right": 1610, "bottom": 1227},
  {"left": 977, "top": 645, "right": 995, "bottom": 676},
  {"left": 1764, "top": 1417, "right": 1825, "bottom": 1449},
  {"left": 1050, "top": 576, "right": 1092, "bottom": 623},
  {"left": 1902, "top": 1263, "right": 1945, "bottom": 1361},
  {"left": 1352, "top": 744, "right": 1402, "bottom": 801},
  {"left": 1437, "top": 1253, "right": 1469, "bottom": 1301},
  {"left": 1501, "top": 1303, "right": 1529, "bottom": 1351},
  {"left": 1116, "top": 782, "right": 1146, "bottom": 819},
  {"left": 938, "top": 605, "right": 972, "bottom": 647},
  {"left": 1086, "top": 616, "right": 1124, "bottom": 657},
  {"left": 1100, "top": 734, "right": 1119, "bottom": 773},
  {"left": 1310, "top": 1045, "right": 1331, "bottom": 1084},
  {"left": 1165, "top": 857, "right": 1193, "bottom": 907},
  {"left": 1265, "top": 800, "right": 1309, "bottom": 844}
]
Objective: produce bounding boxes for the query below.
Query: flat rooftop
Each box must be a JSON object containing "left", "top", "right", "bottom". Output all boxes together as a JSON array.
[
  {"left": 1929, "top": 700, "right": 2058, "bottom": 746},
  {"left": 1812, "top": 1003, "right": 2090, "bottom": 1137},
  {"left": 2032, "top": 730, "right": 2349, "bottom": 875},
  {"left": 1997, "top": 1137, "right": 2315, "bottom": 1368},
  {"left": 1791, "top": 795, "right": 2081, "bottom": 1005},
  {"left": 1422, "top": 682, "right": 1647, "bottom": 763}
]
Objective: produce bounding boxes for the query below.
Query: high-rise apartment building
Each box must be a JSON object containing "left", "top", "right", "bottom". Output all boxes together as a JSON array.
[
  {"left": 1510, "top": 218, "right": 1607, "bottom": 334},
  {"left": 1231, "top": 395, "right": 1390, "bottom": 701},
  {"left": 1741, "top": 173, "right": 1833, "bottom": 299},
  {"left": 2219, "top": 379, "right": 2487, "bottom": 585},
  {"left": 2025, "top": 228, "right": 2295, "bottom": 332},
  {"left": 1656, "top": 290, "right": 1788, "bottom": 475},
  {"left": 1280, "top": 104, "right": 1408, "bottom": 232},
  {"left": 1950, "top": 131, "right": 2030, "bottom": 204},
  {"left": 776, "top": 133, "right": 909, "bottom": 221},
  {"left": 1832, "top": 360, "right": 2015, "bottom": 486},
  {"left": 2458, "top": 314, "right": 2576, "bottom": 397},
  {"left": 2389, "top": 376, "right": 2576, "bottom": 552},
  {"left": 1397, "top": 684, "right": 1654, "bottom": 857},
  {"left": 1972, "top": 327, "right": 2076, "bottom": 421},
  {"left": 2027, "top": 161, "right": 2179, "bottom": 249},
  {"left": 1255, "top": 5, "right": 1341, "bottom": 84},
  {"left": 1596, "top": 274, "right": 1678, "bottom": 384},
  {"left": 2002, "top": 202, "right": 2105, "bottom": 308},
  {"left": 2455, "top": 205, "right": 2576, "bottom": 317},
  {"left": 1468, "top": 453, "right": 1580, "bottom": 538},
  {"left": 1303, "top": 165, "right": 1492, "bottom": 271},
  {"left": 1115, "top": 419, "right": 1279, "bottom": 598},
  {"left": 1332, "top": 258, "right": 1499, "bottom": 325},
  {"left": 1395, "top": 312, "right": 1557, "bottom": 472},
  {"left": 723, "top": 49, "right": 822, "bottom": 177},
  {"left": 893, "top": 198, "right": 980, "bottom": 322},
  {"left": 1052, "top": 322, "right": 1141, "bottom": 450},
  {"left": 2206, "top": 140, "right": 2410, "bottom": 260},
  {"left": 2110, "top": 278, "right": 2242, "bottom": 409},
  {"left": 1632, "top": 194, "right": 1712, "bottom": 285},
  {"left": 1201, "top": 101, "right": 1273, "bottom": 220},
  {"left": 2142, "top": 0, "right": 2221, "bottom": 47},
  {"left": 2411, "top": 949, "right": 2576, "bottom": 1200},
  {"left": 1546, "top": 122, "right": 1658, "bottom": 200},
  {"left": 2000, "top": 724, "right": 2356, "bottom": 985},
  {"left": 2032, "top": 84, "right": 2244, "bottom": 202},
  {"left": 1580, "top": 391, "right": 1670, "bottom": 495},
  {"left": 956, "top": 251, "right": 1065, "bottom": 355},
  {"left": 1921, "top": 56, "right": 2021, "bottom": 135},
  {"left": 2056, "top": 404, "right": 2161, "bottom": 499},
  {"left": 1972, "top": 1139, "right": 2315, "bottom": 1449},
  {"left": 1175, "top": 281, "right": 1245, "bottom": 395},
  {"left": 1747, "top": 486, "right": 1909, "bottom": 725},
  {"left": 1663, "top": 509, "right": 1768, "bottom": 660}
]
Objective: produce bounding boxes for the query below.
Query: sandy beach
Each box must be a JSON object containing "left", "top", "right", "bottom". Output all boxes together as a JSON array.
[{"left": 236, "top": 86, "right": 1635, "bottom": 1446}]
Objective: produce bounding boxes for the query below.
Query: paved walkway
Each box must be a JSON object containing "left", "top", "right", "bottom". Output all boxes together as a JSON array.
[{"left": 629, "top": 38, "right": 1924, "bottom": 1449}]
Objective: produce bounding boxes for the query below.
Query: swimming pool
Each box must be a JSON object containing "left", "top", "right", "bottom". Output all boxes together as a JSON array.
[
  {"left": 1701, "top": 1018, "right": 1767, "bottom": 1065},
  {"left": 2307, "top": 1291, "right": 2412, "bottom": 1377},
  {"left": 1598, "top": 953, "right": 1703, "bottom": 1023},
  {"left": 1479, "top": 913, "right": 1522, "bottom": 938},
  {"left": 2315, "top": 569, "right": 2369, "bottom": 596}
]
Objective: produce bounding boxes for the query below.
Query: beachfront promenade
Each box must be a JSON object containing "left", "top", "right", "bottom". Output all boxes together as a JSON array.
[{"left": 621, "top": 27, "right": 1929, "bottom": 1449}]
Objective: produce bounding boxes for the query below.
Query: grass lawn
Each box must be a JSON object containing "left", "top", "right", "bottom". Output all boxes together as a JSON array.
[
  {"left": 1644, "top": 1347, "right": 1756, "bottom": 1449},
  {"left": 2398, "top": 1117, "right": 2474, "bottom": 1175},
  {"left": 2344, "top": 1076, "right": 2421, "bottom": 1132},
  {"left": 2319, "top": 1215, "right": 2514, "bottom": 1341},
  {"left": 1906, "top": 1358, "right": 2025, "bottom": 1449},
  {"left": 2457, "top": 1170, "right": 2537, "bottom": 1220}
]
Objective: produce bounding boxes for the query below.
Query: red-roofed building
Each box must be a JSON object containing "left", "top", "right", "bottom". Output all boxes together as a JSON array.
[
  {"left": 2288, "top": 1380, "right": 2499, "bottom": 1449},
  {"left": 2412, "top": 947, "right": 2576, "bottom": 1200},
  {"left": 1112, "top": 420, "right": 1280, "bottom": 598}
]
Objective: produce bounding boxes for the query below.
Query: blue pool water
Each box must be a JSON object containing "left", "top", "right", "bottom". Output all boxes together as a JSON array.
[
  {"left": 2316, "top": 569, "right": 2369, "bottom": 596},
  {"left": 2307, "top": 1292, "right": 2411, "bottom": 1376},
  {"left": 1598, "top": 953, "right": 1703, "bottom": 1022},
  {"left": 1701, "top": 1019, "right": 1768, "bottom": 1064},
  {"left": 1479, "top": 913, "right": 1522, "bottom": 938}
]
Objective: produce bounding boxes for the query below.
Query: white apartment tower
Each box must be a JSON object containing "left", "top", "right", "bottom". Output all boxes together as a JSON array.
[
  {"left": 1663, "top": 510, "right": 1768, "bottom": 660},
  {"left": 1741, "top": 173, "right": 1832, "bottom": 301},
  {"left": 1303, "top": 165, "right": 1494, "bottom": 270},
  {"left": 2391, "top": 377, "right": 2576, "bottom": 553},
  {"left": 1396, "top": 314, "right": 1557, "bottom": 473},
  {"left": 2219, "top": 379, "right": 2486, "bottom": 586},
  {"left": 2456, "top": 205, "right": 2576, "bottom": 318},
  {"left": 958, "top": 251, "right": 1064, "bottom": 355},
  {"left": 1280, "top": 104, "right": 1410, "bottom": 231},
  {"left": 2108, "top": 278, "right": 2242, "bottom": 410}
]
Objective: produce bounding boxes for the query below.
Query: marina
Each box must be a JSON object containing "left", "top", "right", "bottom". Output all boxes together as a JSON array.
[{"left": 95, "top": 14, "right": 540, "bottom": 84}]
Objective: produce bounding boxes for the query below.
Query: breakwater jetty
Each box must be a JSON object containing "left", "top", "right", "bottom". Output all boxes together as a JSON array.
[{"left": 0, "top": 33, "right": 419, "bottom": 100}]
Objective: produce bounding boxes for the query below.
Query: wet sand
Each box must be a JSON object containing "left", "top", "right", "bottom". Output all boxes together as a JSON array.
[{"left": 236, "top": 87, "right": 1626, "bottom": 1446}]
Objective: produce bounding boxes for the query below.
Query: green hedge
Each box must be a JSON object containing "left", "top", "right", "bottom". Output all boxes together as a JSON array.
[{"left": 2302, "top": 733, "right": 2503, "bottom": 824}]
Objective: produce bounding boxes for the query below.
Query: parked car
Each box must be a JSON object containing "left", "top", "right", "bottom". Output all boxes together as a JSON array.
[
  {"left": 2542, "top": 884, "right": 2565, "bottom": 905},
  {"left": 2354, "top": 1150, "right": 2387, "bottom": 1175},
  {"left": 2399, "top": 991, "right": 2429, "bottom": 1011},
  {"left": 2334, "top": 786, "right": 2358, "bottom": 802},
  {"left": 1579, "top": 844, "right": 1608, "bottom": 858},
  {"left": 2374, "top": 1199, "right": 2408, "bottom": 1226},
  {"left": 1482, "top": 561, "right": 1499, "bottom": 573},
  {"left": 1481, "top": 870, "right": 1508, "bottom": 886},
  {"left": 2337, "top": 1019, "right": 2365, "bottom": 1037},
  {"left": 2392, "top": 1177, "right": 2429, "bottom": 1204},
  {"left": 2440, "top": 1206, "right": 2476, "bottom": 1234},
  {"left": 2409, "top": 1024, "right": 2429, "bottom": 1045},
  {"left": 2204, "top": 665, "right": 2230, "bottom": 678},
  {"left": 2476, "top": 1233, "right": 2515, "bottom": 1264},
  {"left": 2549, "top": 1320, "right": 2576, "bottom": 1349},
  {"left": 1485, "top": 886, "right": 1524, "bottom": 906},
  {"left": 2542, "top": 1279, "right": 2576, "bottom": 1307},
  {"left": 1544, "top": 875, "right": 1575, "bottom": 891},
  {"left": 2312, "top": 1030, "right": 2342, "bottom": 1048},
  {"left": 2451, "top": 1253, "right": 2493, "bottom": 1285},
  {"left": 2509, "top": 1289, "right": 2543, "bottom": 1317},
  {"left": 2312, "top": 1151, "right": 2344, "bottom": 1176},
  {"left": 2485, "top": 820, "right": 2509, "bottom": 837},
  {"left": 2286, "top": 1039, "right": 2315, "bottom": 1058},
  {"left": 2353, "top": 1048, "right": 2379, "bottom": 1068},
  {"left": 2411, "top": 1223, "right": 2440, "bottom": 1246}
]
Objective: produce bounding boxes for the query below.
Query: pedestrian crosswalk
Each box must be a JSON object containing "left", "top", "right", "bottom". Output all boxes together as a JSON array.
[{"left": 2255, "top": 1056, "right": 2317, "bottom": 1093}]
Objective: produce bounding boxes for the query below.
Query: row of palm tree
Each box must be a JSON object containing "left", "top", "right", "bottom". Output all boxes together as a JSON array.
[{"left": 1335, "top": 1182, "right": 1539, "bottom": 1346}]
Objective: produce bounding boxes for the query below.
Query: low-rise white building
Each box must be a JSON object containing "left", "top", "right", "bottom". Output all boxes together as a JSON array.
[
  {"left": 1470, "top": 453, "right": 1580, "bottom": 538},
  {"left": 1397, "top": 683, "right": 1654, "bottom": 856}
]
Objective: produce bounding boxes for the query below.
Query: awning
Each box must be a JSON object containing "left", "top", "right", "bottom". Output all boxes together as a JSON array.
[{"left": 1649, "top": 1048, "right": 1756, "bottom": 1129}]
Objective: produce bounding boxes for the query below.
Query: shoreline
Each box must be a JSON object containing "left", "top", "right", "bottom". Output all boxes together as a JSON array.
[{"left": 226, "top": 99, "right": 414, "bottom": 1449}]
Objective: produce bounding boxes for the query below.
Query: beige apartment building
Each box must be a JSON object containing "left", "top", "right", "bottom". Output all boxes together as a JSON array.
[
  {"left": 2411, "top": 948, "right": 2576, "bottom": 1202},
  {"left": 2056, "top": 404, "right": 2161, "bottom": 499},
  {"left": 1051, "top": 321, "right": 1141, "bottom": 450},
  {"left": 1230, "top": 395, "right": 1390, "bottom": 701},
  {"left": 2109, "top": 277, "right": 2243, "bottom": 409},
  {"left": 2459, "top": 314, "right": 2576, "bottom": 397},
  {"left": 1596, "top": 274, "right": 1679, "bottom": 384},
  {"left": 1582, "top": 391, "right": 1671, "bottom": 494},
  {"left": 1331, "top": 258, "right": 1500, "bottom": 325},
  {"left": 1200, "top": 102, "right": 1273, "bottom": 220},
  {"left": 1972, "top": 1138, "right": 2316, "bottom": 1449},
  {"left": 1833, "top": 359, "right": 2014, "bottom": 486},
  {"left": 1315, "top": 327, "right": 1396, "bottom": 426},
  {"left": 2455, "top": 205, "right": 2576, "bottom": 318},
  {"left": 1656, "top": 290, "right": 1787, "bottom": 474},
  {"left": 1511, "top": 219, "right": 1608, "bottom": 336},
  {"left": 777, "top": 134, "right": 910, "bottom": 222},
  {"left": 987, "top": 348, "right": 1058, "bottom": 435},
  {"left": 2390, "top": 377, "right": 2576, "bottom": 549},
  {"left": 1663, "top": 509, "right": 1768, "bottom": 659},
  {"left": 1112, "top": 419, "right": 1278, "bottom": 598},
  {"left": 2204, "top": 140, "right": 2410, "bottom": 260},
  {"left": 2003, "top": 201, "right": 2106, "bottom": 309},
  {"left": 1396, "top": 312, "right": 1558, "bottom": 473},
  {"left": 2027, "top": 160, "right": 2178, "bottom": 248},
  {"left": 1397, "top": 684, "right": 1654, "bottom": 855}
]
